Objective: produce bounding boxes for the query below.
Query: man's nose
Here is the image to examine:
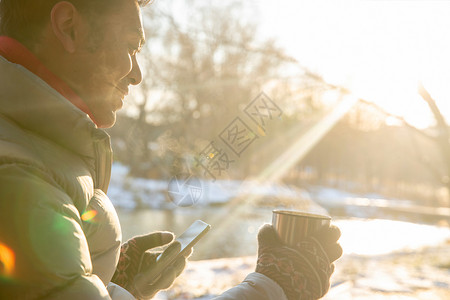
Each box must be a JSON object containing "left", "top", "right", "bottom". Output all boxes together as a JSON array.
[{"left": 129, "top": 55, "right": 142, "bottom": 85}]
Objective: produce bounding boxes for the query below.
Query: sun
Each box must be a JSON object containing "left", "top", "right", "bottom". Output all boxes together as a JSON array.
[{"left": 348, "top": 75, "right": 434, "bottom": 130}]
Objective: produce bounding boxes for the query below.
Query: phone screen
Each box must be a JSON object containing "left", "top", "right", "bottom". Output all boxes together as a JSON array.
[{"left": 176, "top": 220, "right": 211, "bottom": 256}]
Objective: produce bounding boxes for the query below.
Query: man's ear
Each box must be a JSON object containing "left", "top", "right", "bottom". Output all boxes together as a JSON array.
[{"left": 50, "top": 1, "right": 80, "bottom": 53}]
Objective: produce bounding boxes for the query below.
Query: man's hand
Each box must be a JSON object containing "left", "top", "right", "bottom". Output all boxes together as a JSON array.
[
  {"left": 255, "top": 224, "right": 342, "bottom": 300},
  {"left": 111, "top": 232, "right": 189, "bottom": 299}
]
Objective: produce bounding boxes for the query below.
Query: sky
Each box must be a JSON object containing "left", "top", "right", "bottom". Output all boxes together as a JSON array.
[{"left": 251, "top": 0, "right": 450, "bottom": 128}]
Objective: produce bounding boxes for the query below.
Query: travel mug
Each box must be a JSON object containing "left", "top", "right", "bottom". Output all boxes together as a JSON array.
[{"left": 272, "top": 210, "right": 331, "bottom": 247}]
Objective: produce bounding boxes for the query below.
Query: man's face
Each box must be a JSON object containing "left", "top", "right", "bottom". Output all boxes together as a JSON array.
[{"left": 68, "top": 0, "right": 144, "bottom": 128}]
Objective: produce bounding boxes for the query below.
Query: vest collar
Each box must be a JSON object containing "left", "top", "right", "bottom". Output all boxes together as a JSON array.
[
  {"left": 0, "top": 36, "right": 97, "bottom": 125},
  {"left": 0, "top": 55, "right": 111, "bottom": 192}
]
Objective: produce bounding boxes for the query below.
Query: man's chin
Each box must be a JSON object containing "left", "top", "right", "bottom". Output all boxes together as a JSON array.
[{"left": 94, "top": 112, "right": 117, "bottom": 129}]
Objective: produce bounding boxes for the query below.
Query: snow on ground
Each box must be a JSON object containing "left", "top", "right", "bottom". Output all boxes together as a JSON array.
[
  {"left": 107, "top": 163, "right": 322, "bottom": 211},
  {"left": 308, "top": 185, "right": 415, "bottom": 209},
  {"left": 154, "top": 256, "right": 257, "bottom": 300},
  {"left": 108, "top": 163, "right": 168, "bottom": 209},
  {"left": 154, "top": 249, "right": 450, "bottom": 299}
]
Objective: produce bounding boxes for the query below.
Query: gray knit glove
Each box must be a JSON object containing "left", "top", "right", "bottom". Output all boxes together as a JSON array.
[
  {"left": 256, "top": 224, "right": 342, "bottom": 300},
  {"left": 111, "top": 232, "right": 189, "bottom": 299}
]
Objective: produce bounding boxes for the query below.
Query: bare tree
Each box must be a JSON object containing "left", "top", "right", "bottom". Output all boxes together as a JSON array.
[{"left": 417, "top": 83, "right": 450, "bottom": 194}]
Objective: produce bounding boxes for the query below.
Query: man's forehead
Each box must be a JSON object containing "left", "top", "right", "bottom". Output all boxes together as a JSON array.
[
  {"left": 129, "top": 2, "right": 145, "bottom": 41},
  {"left": 128, "top": 16, "right": 145, "bottom": 47},
  {"left": 111, "top": 2, "right": 145, "bottom": 43}
]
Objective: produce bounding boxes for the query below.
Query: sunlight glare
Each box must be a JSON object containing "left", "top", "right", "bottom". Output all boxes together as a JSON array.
[
  {"left": 258, "top": 0, "right": 450, "bottom": 129},
  {"left": 336, "top": 219, "right": 450, "bottom": 256}
]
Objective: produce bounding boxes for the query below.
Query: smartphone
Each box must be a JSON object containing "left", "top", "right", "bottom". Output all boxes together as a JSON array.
[
  {"left": 134, "top": 220, "right": 211, "bottom": 287},
  {"left": 167, "top": 219, "right": 211, "bottom": 261}
]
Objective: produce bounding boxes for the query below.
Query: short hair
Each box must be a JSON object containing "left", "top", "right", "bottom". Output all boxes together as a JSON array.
[{"left": 0, "top": 0, "right": 150, "bottom": 48}]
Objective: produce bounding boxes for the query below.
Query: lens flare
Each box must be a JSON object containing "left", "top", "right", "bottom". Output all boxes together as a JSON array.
[
  {"left": 0, "top": 243, "right": 15, "bottom": 278},
  {"left": 81, "top": 210, "right": 98, "bottom": 223},
  {"left": 257, "top": 126, "right": 266, "bottom": 137}
]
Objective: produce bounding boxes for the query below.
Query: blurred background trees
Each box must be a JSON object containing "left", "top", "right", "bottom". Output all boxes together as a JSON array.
[{"left": 107, "top": 0, "right": 450, "bottom": 208}]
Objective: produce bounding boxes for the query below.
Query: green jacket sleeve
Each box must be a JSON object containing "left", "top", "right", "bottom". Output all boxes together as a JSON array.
[{"left": 0, "top": 162, "right": 111, "bottom": 299}]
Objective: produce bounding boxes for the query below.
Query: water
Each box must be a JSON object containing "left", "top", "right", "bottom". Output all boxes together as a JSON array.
[{"left": 116, "top": 207, "right": 450, "bottom": 260}]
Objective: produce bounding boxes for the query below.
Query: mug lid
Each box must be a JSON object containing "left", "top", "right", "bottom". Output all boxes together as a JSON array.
[{"left": 272, "top": 210, "right": 331, "bottom": 220}]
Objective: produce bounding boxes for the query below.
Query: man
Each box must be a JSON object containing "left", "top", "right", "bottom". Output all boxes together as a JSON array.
[{"left": 0, "top": 0, "right": 342, "bottom": 299}]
